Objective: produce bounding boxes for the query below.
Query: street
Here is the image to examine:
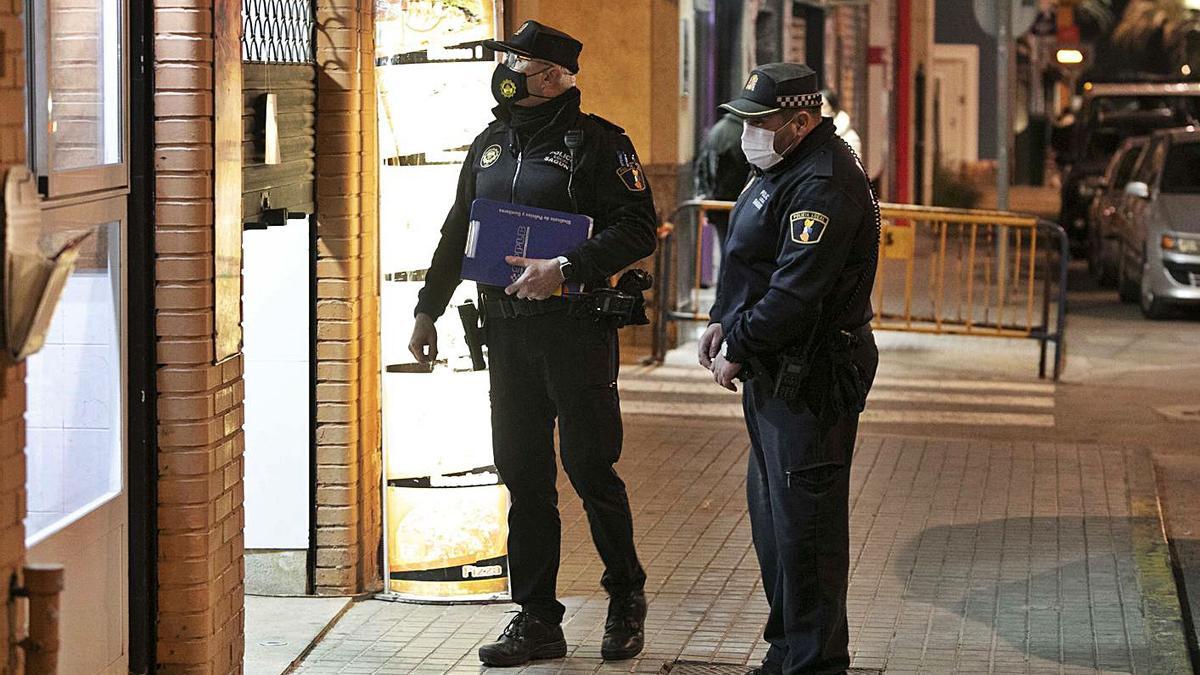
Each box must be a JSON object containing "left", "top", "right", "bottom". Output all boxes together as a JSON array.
[{"left": 288, "top": 257, "right": 1200, "bottom": 674}]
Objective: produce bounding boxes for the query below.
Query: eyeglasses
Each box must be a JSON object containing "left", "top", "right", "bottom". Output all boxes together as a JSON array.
[{"left": 502, "top": 51, "right": 552, "bottom": 74}]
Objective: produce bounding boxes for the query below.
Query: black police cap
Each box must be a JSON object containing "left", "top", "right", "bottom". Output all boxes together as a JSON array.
[
  {"left": 483, "top": 20, "right": 582, "bottom": 74},
  {"left": 720, "top": 63, "right": 822, "bottom": 118}
]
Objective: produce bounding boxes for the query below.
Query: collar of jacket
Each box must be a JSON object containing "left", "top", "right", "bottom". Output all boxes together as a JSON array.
[
  {"left": 491, "top": 88, "right": 582, "bottom": 152},
  {"left": 764, "top": 117, "right": 837, "bottom": 176}
]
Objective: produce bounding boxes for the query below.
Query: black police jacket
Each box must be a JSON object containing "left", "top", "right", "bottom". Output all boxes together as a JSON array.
[
  {"left": 709, "top": 119, "right": 878, "bottom": 364},
  {"left": 415, "top": 88, "right": 658, "bottom": 319}
]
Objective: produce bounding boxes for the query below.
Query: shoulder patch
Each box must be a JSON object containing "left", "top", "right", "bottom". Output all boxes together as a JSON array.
[
  {"left": 789, "top": 211, "right": 829, "bottom": 245},
  {"left": 587, "top": 113, "right": 625, "bottom": 134},
  {"left": 616, "top": 154, "right": 647, "bottom": 191}
]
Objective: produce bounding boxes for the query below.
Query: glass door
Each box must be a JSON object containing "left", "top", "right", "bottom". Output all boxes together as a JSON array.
[
  {"left": 24, "top": 197, "right": 128, "bottom": 675},
  {"left": 23, "top": 0, "right": 129, "bottom": 671}
]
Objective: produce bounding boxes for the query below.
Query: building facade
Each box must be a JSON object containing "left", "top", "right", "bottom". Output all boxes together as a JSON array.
[{"left": 0, "top": 0, "right": 928, "bottom": 672}]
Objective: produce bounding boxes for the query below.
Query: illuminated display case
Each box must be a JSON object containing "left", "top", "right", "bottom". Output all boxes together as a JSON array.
[{"left": 376, "top": 0, "right": 508, "bottom": 602}]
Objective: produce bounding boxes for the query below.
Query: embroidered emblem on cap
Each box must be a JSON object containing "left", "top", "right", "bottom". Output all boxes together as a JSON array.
[
  {"left": 789, "top": 210, "right": 829, "bottom": 245},
  {"left": 481, "top": 144, "right": 502, "bottom": 168},
  {"left": 499, "top": 79, "right": 517, "bottom": 98},
  {"left": 746, "top": 74, "right": 759, "bottom": 91}
]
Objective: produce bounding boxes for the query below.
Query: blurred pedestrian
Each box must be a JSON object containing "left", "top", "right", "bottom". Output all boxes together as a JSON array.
[
  {"left": 695, "top": 112, "right": 752, "bottom": 259},
  {"left": 821, "top": 88, "right": 862, "bottom": 159}
]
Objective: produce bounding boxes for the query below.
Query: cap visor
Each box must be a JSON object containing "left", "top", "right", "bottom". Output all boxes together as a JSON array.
[
  {"left": 719, "top": 98, "right": 781, "bottom": 118},
  {"left": 481, "top": 39, "right": 532, "bottom": 57}
]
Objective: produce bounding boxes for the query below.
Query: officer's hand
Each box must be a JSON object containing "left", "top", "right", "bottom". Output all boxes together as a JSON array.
[
  {"left": 504, "top": 256, "right": 564, "bottom": 300},
  {"left": 698, "top": 323, "right": 723, "bottom": 369},
  {"left": 409, "top": 313, "right": 438, "bottom": 364},
  {"left": 713, "top": 354, "right": 741, "bottom": 392}
]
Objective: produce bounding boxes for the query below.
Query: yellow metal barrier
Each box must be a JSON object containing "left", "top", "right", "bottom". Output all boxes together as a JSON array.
[{"left": 650, "top": 200, "right": 1069, "bottom": 379}]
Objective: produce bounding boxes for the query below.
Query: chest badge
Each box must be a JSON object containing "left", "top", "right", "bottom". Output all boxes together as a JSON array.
[
  {"left": 481, "top": 144, "right": 502, "bottom": 168},
  {"left": 790, "top": 211, "right": 829, "bottom": 245}
]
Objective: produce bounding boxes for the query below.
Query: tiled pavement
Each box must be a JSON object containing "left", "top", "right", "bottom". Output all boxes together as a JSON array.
[{"left": 294, "top": 370, "right": 1191, "bottom": 675}]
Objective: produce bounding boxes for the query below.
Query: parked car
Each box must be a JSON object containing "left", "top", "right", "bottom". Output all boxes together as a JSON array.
[
  {"left": 1058, "top": 82, "right": 1200, "bottom": 250},
  {"left": 1114, "top": 127, "right": 1200, "bottom": 319},
  {"left": 1087, "top": 136, "right": 1149, "bottom": 286}
]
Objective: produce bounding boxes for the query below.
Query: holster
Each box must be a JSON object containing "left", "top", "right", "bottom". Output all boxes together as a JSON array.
[{"left": 746, "top": 327, "right": 869, "bottom": 420}]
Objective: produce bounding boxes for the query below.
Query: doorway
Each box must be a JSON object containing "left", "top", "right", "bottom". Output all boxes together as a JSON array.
[{"left": 932, "top": 43, "right": 980, "bottom": 169}]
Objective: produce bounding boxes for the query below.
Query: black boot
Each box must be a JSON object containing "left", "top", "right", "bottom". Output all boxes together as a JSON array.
[
  {"left": 601, "top": 591, "right": 647, "bottom": 660},
  {"left": 746, "top": 662, "right": 783, "bottom": 675},
  {"left": 478, "top": 611, "right": 568, "bottom": 667}
]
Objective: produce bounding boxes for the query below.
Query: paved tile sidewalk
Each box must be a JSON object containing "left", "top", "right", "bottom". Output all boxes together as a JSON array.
[{"left": 295, "top": 376, "right": 1190, "bottom": 674}]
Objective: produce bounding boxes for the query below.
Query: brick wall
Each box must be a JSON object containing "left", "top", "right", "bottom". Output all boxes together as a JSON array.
[
  {"left": 313, "top": 0, "right": 381, "bottom": 595},
  {"left": 0, "top": 0, "right": 28, "bottom": 669},
  {"left": 154, "top": 0, "right": 246, "bottom": 670}
]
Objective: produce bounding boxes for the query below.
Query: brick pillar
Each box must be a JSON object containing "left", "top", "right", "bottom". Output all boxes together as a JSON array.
[
  {"left": 355, "top": 0, "right": 382, "bottom": 592},
  {"left": 0, "top": 2, "right": 29, "bottom": 670},
  {"left": 313, "top": 0, "right": 381, "bottom": 595},
  {"left": 154, "top": 0, "right": 246, "bottom": 671},
  {"left": 0, "top": 362, "right": 27, "bottom": 673}
]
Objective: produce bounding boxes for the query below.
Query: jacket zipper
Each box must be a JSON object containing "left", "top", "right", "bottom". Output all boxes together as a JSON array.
[{"left": 510, "top": 151, "right": 523, "bottom": 202}]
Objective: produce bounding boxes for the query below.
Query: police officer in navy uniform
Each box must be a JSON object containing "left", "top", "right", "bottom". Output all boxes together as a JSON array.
[
  {"left": 699, "top": 63, "right": 880, "bottom": 675},
  {"left": 408, "top": 21, "right": 655, "bottom": 669}
]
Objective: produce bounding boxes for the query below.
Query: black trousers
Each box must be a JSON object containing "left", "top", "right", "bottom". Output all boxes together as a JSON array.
[
  {"left": 485, "top": 310, "right": 646, "bottom": 625},
  {"left": 743, "top": 332, "right": 878, "bottom": 675}
]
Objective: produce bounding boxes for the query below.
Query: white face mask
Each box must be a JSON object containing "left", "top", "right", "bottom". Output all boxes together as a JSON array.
[{"left": 741, "top": 115, "right": 801, "bottom": 170}]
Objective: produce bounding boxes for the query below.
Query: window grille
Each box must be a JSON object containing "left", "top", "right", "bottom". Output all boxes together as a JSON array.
[{"left": 243, "top": 0, "right": 315, "bottom": 64}]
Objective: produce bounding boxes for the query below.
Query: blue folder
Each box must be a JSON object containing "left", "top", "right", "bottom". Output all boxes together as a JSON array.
[{"left": 462, "top": 199, "right": 593, "bottom": 294}]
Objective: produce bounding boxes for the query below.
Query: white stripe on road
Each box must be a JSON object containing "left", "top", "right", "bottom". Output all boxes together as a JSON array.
[
  {"left": 620, "top": 400, "right": 1056, "bottom": 427},
  {"left": 618, "top": 379, "right": 1054, "bottom": 408},
  {"left": 870, "top": 377, "right": 1055, "bottom": 394}
]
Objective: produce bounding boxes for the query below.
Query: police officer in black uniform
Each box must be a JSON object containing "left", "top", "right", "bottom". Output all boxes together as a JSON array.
[
  {"left": 408, "top": 21, "right": 655, "bottom": 669},
  {"left": 699, "top": 63, "right": 880, "bottom": 675}
]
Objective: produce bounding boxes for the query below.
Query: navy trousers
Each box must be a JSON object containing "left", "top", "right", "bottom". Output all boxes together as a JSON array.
[{"left": 742, "top": 331, "right": 877, "bottom": 674}]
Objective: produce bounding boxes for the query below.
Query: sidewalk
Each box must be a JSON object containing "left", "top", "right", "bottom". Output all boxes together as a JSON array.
[{"left": 294, "top": 364, "right": 1191, "bottom": 675}]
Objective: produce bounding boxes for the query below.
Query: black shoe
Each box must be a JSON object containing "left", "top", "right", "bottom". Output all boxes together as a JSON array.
[
  {"left": 477, "top": 611, "right": 568, "bottom": 667},
  {"left": 746, "top": 662, "right": 783, "bottom": 675},
  {"left": 601, "top": 591, "right": 647, "bottom": 660}
]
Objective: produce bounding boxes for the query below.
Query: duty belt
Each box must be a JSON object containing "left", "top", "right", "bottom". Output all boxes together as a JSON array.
[{"left": 481, "top": 294, "right": 572, "bottom": 320}]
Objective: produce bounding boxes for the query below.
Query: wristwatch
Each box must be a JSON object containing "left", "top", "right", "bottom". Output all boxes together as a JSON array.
[{"left": 556, "top": 255, "right": 573, "bottom": 281}]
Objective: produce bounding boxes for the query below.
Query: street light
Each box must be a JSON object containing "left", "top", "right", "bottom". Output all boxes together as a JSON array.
[{"left": 1056, "top": 48, "right": 1085, "bottom": 65}]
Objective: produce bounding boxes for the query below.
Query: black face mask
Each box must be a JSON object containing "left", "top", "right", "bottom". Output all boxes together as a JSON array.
[{"left": 491, "top": 63, "right": 551, "bottom": 107}]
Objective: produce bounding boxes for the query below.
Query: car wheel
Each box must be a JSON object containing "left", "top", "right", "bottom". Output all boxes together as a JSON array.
[
  {"left": 1117, "top": 248, "right": 1139, "bottom": 303},
  {"left": 1140, "top": 271, "right": 1170, "bottom": 320}
]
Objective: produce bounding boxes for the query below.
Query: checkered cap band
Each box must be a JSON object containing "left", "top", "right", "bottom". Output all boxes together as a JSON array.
[{"left": 777, "top": 92, "right": 823, "bottom": 108}]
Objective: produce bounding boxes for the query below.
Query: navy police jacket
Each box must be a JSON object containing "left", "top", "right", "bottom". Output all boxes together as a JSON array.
[
  {"left": 710, "top": 119, "right": 878, "bottom": 364},
  {"left": 415, "top": 88, "right": 657, "bottom": 319}
]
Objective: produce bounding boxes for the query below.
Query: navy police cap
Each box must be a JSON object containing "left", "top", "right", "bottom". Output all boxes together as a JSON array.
[
  {"left": 483, "top": 20, "right": 582, "bottom": 74},
  {"left": 720, "top": 63, "right": 822, "bottom": 118}
]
